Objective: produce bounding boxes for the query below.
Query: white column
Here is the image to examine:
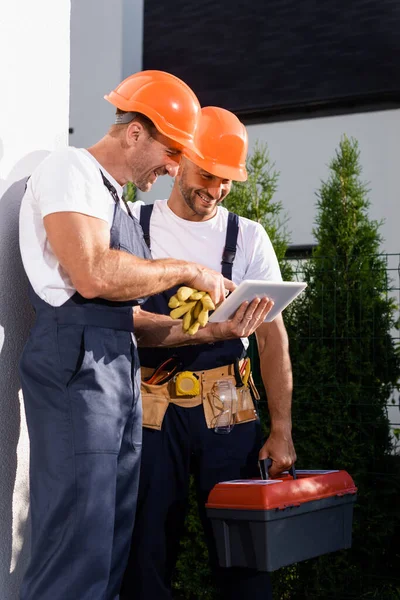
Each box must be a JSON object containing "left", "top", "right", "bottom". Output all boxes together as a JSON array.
[
  {"left": 0, "top": 1, "right": 70, "bottom": 597},
  {"left": 122, "top": 0, "right": 144, "bottom": 80},
  {"left": 69, "top": 0, "right": 145, "bottom": 150}
]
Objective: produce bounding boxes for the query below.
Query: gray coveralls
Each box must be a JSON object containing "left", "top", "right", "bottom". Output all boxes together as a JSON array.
[{"left": 19, "top": 173, "right": 150, "bottom": 600}]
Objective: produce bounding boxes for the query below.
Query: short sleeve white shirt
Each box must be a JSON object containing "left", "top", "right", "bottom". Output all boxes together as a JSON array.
[
  {"left": 129, "top": 199, "right": 282, "bottom": 285},
  {"left": 19, "top": 147, "right": 124, "bottom": 307}
]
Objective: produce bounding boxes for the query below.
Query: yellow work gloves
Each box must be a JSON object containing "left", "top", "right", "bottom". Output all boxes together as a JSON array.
[{"left": 168, "top": 287, "right": 215, "bottom": 335}]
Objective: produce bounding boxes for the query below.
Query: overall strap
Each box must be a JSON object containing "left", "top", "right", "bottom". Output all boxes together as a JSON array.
[
  {"left": 100, "top": 170, "right": 134, "bottom": 219},
  {"left": 140, "top": 205, "right": 238, "bottom": 273},
  {"left": 221, "top": 212, "right": 239, "bottom": 279},
  {"left": 140, "top": 203, "right": 154, "bottom": 250}
]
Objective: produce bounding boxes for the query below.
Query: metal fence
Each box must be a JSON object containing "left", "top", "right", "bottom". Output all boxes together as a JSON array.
[
  {"left": 285, "top": 252, "right": 400, "bottom": 452},
  {"left": 247, "top": 252, "right": 400, "bottom": 599},
  {"left": 249, "top": 252, "right": 400, "bottom": 447}
]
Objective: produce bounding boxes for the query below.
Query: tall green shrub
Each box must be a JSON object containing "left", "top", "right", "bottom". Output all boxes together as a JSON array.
[
  {"left": 224, "top": 141, "right": 291, "bottom": 279},
  {"left": 283, "top": 136, "right": 400, "bottom": 599}
]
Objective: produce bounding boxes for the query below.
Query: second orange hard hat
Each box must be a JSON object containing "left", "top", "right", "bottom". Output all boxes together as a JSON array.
[
  {"left": 104, "top": 70, "right": 203, "bottom": 158},
  {"left": 183, "top": 106, "right": 248, "bottom": 182}
]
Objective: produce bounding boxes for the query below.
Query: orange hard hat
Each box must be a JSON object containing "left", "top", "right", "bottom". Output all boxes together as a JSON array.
[
  {"left": 104, "top": 70, "right": 203, "bottom": 157},
  {"left": 183, "top": 106, "right": 248, "bottom": 181}
]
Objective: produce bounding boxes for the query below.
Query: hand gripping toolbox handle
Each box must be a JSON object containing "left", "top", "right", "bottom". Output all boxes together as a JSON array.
[{"left": 259, "top": 457, "right": 297, "bottom": 480}]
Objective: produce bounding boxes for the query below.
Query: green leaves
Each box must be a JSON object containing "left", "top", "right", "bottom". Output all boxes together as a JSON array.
[
  {"left": 224, "top": 142, "right": 292, "bottom": 280},
  {"left": 282, "top": 135, "right": 400, "bottom": 599},
  {"left": 123, "top": 181, "right": 137, "bottom": 203},
  {"left": 313, "top": 136, "right": 382, "bottom": 258}
]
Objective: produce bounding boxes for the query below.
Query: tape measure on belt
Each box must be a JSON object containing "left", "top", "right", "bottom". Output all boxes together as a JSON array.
[{"left": 175, "top": 371, "right": 200, "bottom": 397}]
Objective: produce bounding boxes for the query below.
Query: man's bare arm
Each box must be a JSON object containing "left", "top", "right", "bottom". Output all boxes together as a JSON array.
[
  {"left": 255, "top": 315, "right": 296, "bottom": 477},
  {"left": 134, "top": 297, "right": 274, "bottom": 347},
  {"left": 44, "top": 212, "right": 234, "bottom": 304}
]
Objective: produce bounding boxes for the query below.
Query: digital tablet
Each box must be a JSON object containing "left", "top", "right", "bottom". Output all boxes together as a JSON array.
[{"left": 208, "top": 280, "right": 307, "bottom": 323}]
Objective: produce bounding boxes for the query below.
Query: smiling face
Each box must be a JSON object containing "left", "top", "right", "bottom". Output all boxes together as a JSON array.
[
  {"left": 125, "top": 120, "right": 183, "bottom": 192},
  {"left": 171, "top": 158, "right": 232, "bottom": 221}
]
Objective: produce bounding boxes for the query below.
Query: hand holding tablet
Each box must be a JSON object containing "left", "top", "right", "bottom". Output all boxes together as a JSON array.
[{"left": 208, "top": 280, "right": 307, "bottom": 323}]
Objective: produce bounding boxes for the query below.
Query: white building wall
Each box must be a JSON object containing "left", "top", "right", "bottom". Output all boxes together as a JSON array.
[
  {"left": 144, "top": 109, "right": 400, "bottom": 256},
  {"left": 68, "top": 1, "right": 399, "bottom": 256},
  {"left": 246, "top": 109, "right": 400, "bottom": 255},
  {"left": 0, "top": 1, "right": 71, "bottom": 597},
  {"left": 69, "top": 0, "right": 144, "bottom": 148}
]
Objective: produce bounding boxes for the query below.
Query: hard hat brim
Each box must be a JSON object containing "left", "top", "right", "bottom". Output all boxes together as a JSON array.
[
  {"left": 183, "top": 148, "right": 248, "bottom": 182},
  {"left": 104, "top": 93, "right": 204, "bottom": 159}
]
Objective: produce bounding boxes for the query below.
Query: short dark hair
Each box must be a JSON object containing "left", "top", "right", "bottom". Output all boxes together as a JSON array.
[{"left": 109, "top": 109, "right": 157, "bottom": 138}]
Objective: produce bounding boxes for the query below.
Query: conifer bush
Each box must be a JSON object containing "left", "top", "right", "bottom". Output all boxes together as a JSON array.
[{"left": 277, "top": 136, "right": 400, "bottom": 599}]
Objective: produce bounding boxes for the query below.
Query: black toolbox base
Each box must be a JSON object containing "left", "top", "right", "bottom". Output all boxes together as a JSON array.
[{"left": 207, "top": 495, "right": 356, "bottom": 572}]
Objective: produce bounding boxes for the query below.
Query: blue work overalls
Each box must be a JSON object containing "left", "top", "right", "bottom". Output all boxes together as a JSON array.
[
  {"left": 19, "top": 173, "right": 150, "bottom": 600},
  {"left": 121, "top": 205, "right": 272, "bottom": 600}
]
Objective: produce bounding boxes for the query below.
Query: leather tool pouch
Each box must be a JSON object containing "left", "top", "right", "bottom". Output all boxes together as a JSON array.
[{"left": 140, "top": 363, "right": 258, "bottom": 431}]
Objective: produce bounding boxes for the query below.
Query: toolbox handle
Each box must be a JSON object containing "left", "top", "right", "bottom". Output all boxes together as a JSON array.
[{"left": 259, "top": 458, "right": 297, "bottom": 480}]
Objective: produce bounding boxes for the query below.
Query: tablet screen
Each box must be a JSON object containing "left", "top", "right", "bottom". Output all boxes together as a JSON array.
[{"left": 208, "top": 280, "right": 307, "bottom": 323}]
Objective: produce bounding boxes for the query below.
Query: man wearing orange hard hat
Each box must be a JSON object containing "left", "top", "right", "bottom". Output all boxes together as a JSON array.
[
  {"left": 121, "top": 107, "right": 296, "bottom": 600},
  {"left": 18, "top": 72, "right": 246, "bottom": 600}
]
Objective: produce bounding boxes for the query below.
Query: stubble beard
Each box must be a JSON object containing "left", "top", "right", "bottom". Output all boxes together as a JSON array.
[{"left": 178, "top": 179, "right": 217, "bottom": 218}]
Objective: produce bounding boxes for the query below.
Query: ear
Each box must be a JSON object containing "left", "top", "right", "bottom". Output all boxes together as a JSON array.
[{"left": 125, "top": 120, "right": 143, "bottom": 146}]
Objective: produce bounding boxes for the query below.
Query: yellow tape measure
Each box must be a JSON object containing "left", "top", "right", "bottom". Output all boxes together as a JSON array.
[{"left": 175, "top": 371, "right": 200, "bottom": 397}]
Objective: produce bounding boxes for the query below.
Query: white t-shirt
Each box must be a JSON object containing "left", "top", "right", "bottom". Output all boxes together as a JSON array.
[
  {"left": 19, "top": 147, "right": 125, "bottom": 307},
  {"left": 129, "top": 199, "right": 282, "bottom": 285}
]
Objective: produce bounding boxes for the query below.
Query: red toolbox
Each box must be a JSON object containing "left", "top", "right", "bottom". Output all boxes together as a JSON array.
[{"left": 206, "top": 463, "right": 357, "bottom": 572}]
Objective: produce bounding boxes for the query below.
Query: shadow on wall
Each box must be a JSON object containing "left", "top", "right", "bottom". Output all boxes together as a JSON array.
[{"left": 0, "top": 146, "right": 49, "bottom": 598}]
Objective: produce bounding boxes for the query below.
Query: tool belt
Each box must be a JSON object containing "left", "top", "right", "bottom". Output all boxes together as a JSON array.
[{"left": 140, "top": 361, "right": 259, "bottom": 431}]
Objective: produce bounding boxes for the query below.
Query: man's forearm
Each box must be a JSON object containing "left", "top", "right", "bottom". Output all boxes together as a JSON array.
[
  {"left": 88, "top": 251, "right": 197, "bottom": 301},
  {"left": 134, "top": 308, "right": 228, "bottom": 347},
  {"left": 43, "top": 212, "right": 206, "bottom": 302},
  {"left": 256, "top": 318, "right": 293, "bottom": 432},
  {"left": 135, "top": 298, "right": 275, "bottom": 349}
]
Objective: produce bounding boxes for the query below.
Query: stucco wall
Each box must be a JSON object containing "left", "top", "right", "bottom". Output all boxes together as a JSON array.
[
  {"left": 0, "top": 1, "right": 70, "bottom": 597},
  {"left": 142, "top": 109, "right": 400, "bottom": 257},
  {"left": 245, "top": 109, "right": 400, "bottom": 255},
  {"left": 69, "top": 0, "right": 144, "bottom": 148}
]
